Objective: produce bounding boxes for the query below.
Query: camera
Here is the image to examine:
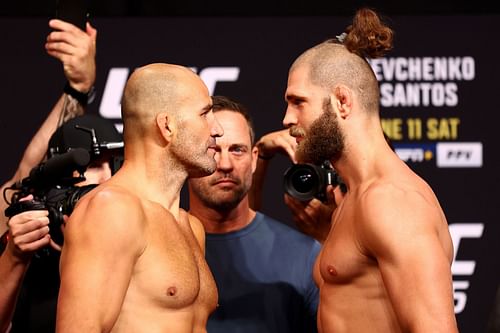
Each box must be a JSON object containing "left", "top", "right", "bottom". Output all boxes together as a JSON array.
[
  {"left": 3, "top": 115, "right": 123, "bottom": 247},
  {"left": 3, "top": 148, "right": 96, "bottom": 245},
  {"left": 283, "top": 161, "right": 346, "bottom": 202}
]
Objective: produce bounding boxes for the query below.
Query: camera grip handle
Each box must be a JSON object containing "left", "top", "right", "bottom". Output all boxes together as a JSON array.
[{"left": 4, "top": 200, "right": 47, "bottom": 218}]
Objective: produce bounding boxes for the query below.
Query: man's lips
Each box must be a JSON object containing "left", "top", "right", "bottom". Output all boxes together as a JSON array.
[
  {"left": 214, "top": 178, "right": 237, "bottom": 185},
  {"left": 207, "top": 145, "right": 217, "bottom": 154},
  {"left": 212, "top": 175, "right": 240, "bottom": 186}
]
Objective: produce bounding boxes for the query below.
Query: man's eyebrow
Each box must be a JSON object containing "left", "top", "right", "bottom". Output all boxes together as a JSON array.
[
  {"left": 285, "top": 93, "right": 306, "bottom": 103},
  {"left": 203, "top": 103, "right": 213, "bottom": 112},
  {"left": 229, "top": 143, "right": 249, "bottom": 149}
]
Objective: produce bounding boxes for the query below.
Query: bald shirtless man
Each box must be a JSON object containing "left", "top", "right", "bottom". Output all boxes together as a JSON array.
[
  {"left": 56, "top": 63, "right": 222, "bottom": 333},
  {"left": 282, "top": 8, "right": 458, "bottom": 333}
]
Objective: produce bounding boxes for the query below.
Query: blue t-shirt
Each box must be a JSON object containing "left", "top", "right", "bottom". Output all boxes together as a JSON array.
[{"left": 205, "top": 212, "right": 321, "bottom": 333}]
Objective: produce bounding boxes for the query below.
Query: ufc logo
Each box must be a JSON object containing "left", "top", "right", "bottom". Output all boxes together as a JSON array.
[
  {"left": 99, "top": 66, "right": 240, "bottom": 121},
  {"left": 449, "top": 223, "right": 484, "bottom": 313}
]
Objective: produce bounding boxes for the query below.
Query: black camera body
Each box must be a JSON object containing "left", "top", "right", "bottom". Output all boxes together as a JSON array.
[
  {"left": 4, "top": 148, "right": 96, "bottom": 245},
  {"left": 283, "top": 161, "right": 346, "bottom": 202}
]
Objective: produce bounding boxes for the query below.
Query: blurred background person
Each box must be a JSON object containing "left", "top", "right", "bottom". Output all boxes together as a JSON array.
[
  {"left": 188, "top": 95, "right": 320, "bottom": 333},
  {"left": 0, "top": 19, "right": 114, "bottom": 333}
]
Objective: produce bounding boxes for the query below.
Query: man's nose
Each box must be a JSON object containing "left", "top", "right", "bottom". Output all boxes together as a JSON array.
[
  {"left": 282, "top": 107, "right": 297, "bottom": 128},
  {"left": 215, "top": 150, "right": 233, "bottom": 171},
  {"left": 212, "top": 117, "right": 224, "bottom": 138}
]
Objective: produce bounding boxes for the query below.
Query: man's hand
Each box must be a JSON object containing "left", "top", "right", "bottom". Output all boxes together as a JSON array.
[
  {"left": 255, "top": 129, "right": 297, "bottom": 162},
  {"left": 250, "top": 129, "right": 299, "bottom": 210},
  {"left": 284, "top": 185, "right": 343, "bottom": 243},
  {"left": 5, "top": 195, "right": 50, "bottom": 261},
  {"left": 45, "top": 19, "right": 97, "bottom": 93}
]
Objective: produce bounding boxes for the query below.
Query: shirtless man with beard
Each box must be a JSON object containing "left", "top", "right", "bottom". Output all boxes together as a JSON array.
[
  {"left": 281, "top": 8, "right": 458, "bottom": 333},
  {"left": 56, "top": 63, "right": 222, "bottom": 333}
]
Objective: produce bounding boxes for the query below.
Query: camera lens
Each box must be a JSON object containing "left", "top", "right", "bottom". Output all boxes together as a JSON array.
[
  {"left": 291, "top": 171, "right": 316, "bottom": 194},
  {"left": 283, "top": 164, "right": 321, "bottom": 201}
]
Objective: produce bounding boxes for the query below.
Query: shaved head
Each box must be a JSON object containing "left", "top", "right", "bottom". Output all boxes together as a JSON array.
[
  {"left": 121, "top": 63, "right": 210, "bottom": 142},
  {"left": 118, "top": 62, "right": 221, "bottom": 179},
  {"left": 291, "top": 43, "right": 380, "bottom": 114}
]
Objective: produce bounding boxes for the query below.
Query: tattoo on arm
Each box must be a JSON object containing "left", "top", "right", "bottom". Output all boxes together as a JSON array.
[{"left": 57, "top": 94, "right": 85, "bottom": 127}]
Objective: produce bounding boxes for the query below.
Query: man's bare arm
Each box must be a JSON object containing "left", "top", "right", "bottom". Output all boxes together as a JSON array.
[
  {"left": 0, "top": 20, "right": 97, "bottom": 235},
  {"left": 360, "top": 187, "right": 458, "bottom": 332},
  {"left": 57, "top": 190, "right": 145, "bottom": 332},
  {"left": 250, "top": 129, "right": 296, "bottom": 210},
  {"left": 0, "top": 20, "right": 97, "bottom": 331}
]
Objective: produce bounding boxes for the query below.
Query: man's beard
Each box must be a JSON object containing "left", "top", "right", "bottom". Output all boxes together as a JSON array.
[
  {"left": 295, "top": 98, "right": 345, "bottom": 165},
  {"left": 173, "top": 129, "right": 217, "bottom": 178},
  {"left": 190, "top": 174, "right": 250, "bottom": 211}
]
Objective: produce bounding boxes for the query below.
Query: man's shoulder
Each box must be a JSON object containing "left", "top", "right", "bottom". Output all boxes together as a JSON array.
[
  {"left": 359, "top": 174, "right": 440, "bottom": 217},
  {"left": 84, "top": 182, "right": 140, "bottom": 207},
  {"left": 72, "top": 183, "right": 145, "bottom": 226}
]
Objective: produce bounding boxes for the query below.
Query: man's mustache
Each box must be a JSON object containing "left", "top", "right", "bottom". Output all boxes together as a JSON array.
[
  {"left": 211, "top": 173, "right": 240, "bottom": 185},
  {"left": 289, "top": 126, "right": 306, "bottom": 138}
]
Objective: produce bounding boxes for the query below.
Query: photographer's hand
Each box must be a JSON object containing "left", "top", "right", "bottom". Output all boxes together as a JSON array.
[
  {"left": 0, "top": 195, "right": 50, "bottom": 332},
  {"left": 255, "top": 129, "right": 297, "bottom": 162},
  {"left": 46, "top": 19, "right": 97, "bottom": 93},
  {"left": 0, "top": 20, "right": 97, "bottom": 247},
  {"left": 4, "top": 195, "right": 51, "bottom": 260},
  {"left": 250, "top": 129, "right": 298, "bottom": 210},
  {"left": 284, "top": 185, "right": 343, "bottom": 244}
]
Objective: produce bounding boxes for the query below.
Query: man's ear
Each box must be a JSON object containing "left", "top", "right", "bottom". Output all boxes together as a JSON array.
[
  {"left": 251, "top": 146, "right": 259, "bottom": 173},
  {"left": 333, "top": 85, "right": 353, "bottom": 119},
  {"left": 156, "top": 112, "right": 173, "bottom": 143}
]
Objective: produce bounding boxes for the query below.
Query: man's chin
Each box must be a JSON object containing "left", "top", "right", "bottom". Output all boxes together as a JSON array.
[
  {"left": 296, "top": 149, "right": 329, "bottom": 166},
  {"left": 189, "top": 163, "right": 216, "bottom": 178},
  {"left": 295, "top": 146, "right": 313, "bottom": 164}
]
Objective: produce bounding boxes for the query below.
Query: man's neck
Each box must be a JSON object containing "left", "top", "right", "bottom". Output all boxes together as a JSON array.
[
  {"left": 190, "top": 197, "right": 256, "bottom": 234},
  {"left": 113, "top": 159, "right": 186, "bottom": 218}
]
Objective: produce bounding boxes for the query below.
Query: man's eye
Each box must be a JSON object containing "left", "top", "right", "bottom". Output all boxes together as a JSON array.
[
  {"left": 293, "top": 99, "right": 305, "bottom": 107},
  {"left": 232, "top": 147, "right": 246, "bottom": 154}
]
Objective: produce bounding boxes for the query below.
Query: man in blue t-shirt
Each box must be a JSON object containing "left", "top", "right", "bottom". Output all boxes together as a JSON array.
[{"left": 188, "top": 96, "right": 320, "bottom": 333}]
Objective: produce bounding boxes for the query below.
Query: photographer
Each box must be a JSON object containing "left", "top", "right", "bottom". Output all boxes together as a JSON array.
[
  {"left": 0, "top": 114, "right": 122, "bottom": 333},
  {"left": 252, "top": 128, "right": 392, "bottom": 243},
  {"left": 0, "top": 19, "right": 97, "bottom": 333},
  {"left": 251, "top": 128, "right": 343, "bottom": 243}
]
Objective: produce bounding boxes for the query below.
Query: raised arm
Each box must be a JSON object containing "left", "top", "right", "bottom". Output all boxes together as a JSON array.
[
  {"left": 250, "top": 128, "right": 297, "bottom": 210},
  {"left": 251, "top": 128, "right": 340, "bottom": 242},
  {"left": 0, "top": 19, "right": 97, "bottom": 332},
  {"left": 0, "top": 19, "right": 97, "bottom": 234}
]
